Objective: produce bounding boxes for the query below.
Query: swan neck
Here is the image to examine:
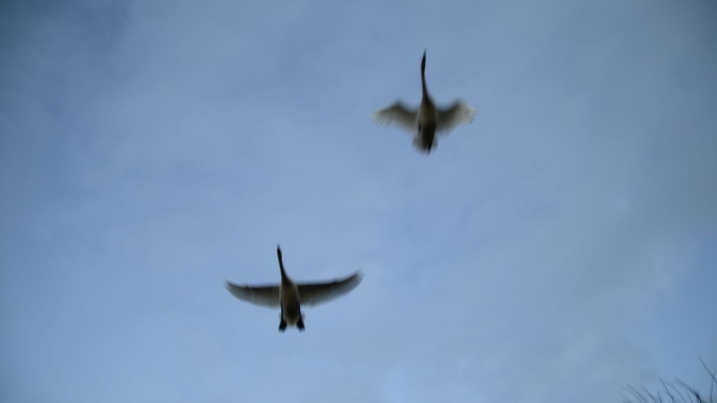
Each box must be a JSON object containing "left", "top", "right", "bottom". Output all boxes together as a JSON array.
[
  {"left": 421, "top": 74, "right": 428, "bottom": 99},
  {"left": 421, "top": 53, "right": 428, "bottom": 99},
  {"left": 278, "top": 251, "right": 288, "bottom": 281}
]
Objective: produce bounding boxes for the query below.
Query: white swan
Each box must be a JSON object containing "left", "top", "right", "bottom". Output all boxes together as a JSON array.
[
  {"left": 370, "top": 51, "right": 477, "bottom": 153},
  {"left": 226, "top": 245, "right": 362, "bottom": 332}
]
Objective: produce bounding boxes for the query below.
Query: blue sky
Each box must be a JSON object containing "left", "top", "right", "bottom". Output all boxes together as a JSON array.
[{"left": 1, "top": 0, "right": 716, "bottom": 402}]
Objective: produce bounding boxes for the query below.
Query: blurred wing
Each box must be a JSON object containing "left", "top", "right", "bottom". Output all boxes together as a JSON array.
[
  {"left": 297, "top": 271, "right": 363, "bottom": 307},
  {"left": 370, "top": 101, "right": 418, "bottom": 133},
  {"left": 436, "top": 99, "right": 477, "bottom": 134},
  {"left": 225, "top": 281, "right": 281, "bottom": 308}
]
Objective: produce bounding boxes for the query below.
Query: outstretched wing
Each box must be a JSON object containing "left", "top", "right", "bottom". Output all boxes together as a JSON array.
[
  {"left": 225, "top": 281, "right": 281, "bottom": 308},
  {"left": 297, "top": 271, "right": 363, "bottom": 307},
  {"left": 436, "top": 99, "right": 477, "bottom": 134},
  {"left": 370, "top": 101, "right": 418, "bottom": 133}
]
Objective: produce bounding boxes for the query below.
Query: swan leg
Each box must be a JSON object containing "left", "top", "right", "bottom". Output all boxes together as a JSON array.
[{"left": 279, "top": 304, "right": 287, "bottom": 332}]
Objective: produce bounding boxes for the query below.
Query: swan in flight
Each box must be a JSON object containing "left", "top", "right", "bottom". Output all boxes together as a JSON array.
[
  {"left": 370, "top": 50, "right": 477, "bottom": 153},
  {"left": 226, "top": 245, "right": 362, "bottom": 332}
]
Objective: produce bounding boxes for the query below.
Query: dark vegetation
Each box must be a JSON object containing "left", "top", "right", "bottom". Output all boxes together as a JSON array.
[{"left": 622, "top": 358, "right": 717, "bottom": 403}]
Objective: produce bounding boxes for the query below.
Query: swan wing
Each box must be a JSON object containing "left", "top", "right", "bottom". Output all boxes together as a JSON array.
[
  {"left": 297, "top": 271, "right": 363, "bottom": 307},
  {"left": 436, "top": 99, "right": 477, "bottom": 134},
  {"left": 370, "top": 101, "right": 418, "bottom": 133},
  {"left": 225, "top": 281, "right": 281, "bottom": 308}
]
